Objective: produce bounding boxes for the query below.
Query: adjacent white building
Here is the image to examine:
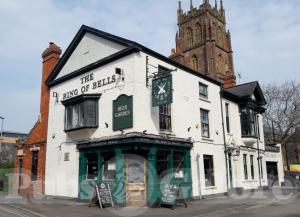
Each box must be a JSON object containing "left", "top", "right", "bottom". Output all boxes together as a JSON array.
[{"left": 44, "top": 25, "right": 284, "bottom": 206}]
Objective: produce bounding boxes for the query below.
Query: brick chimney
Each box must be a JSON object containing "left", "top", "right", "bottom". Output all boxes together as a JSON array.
[
  {"left": 39, "top": 42, "right": 62, "bottom": 139},
  {"left": 26, "top": 42, "right": 62, "bottom": 144}
]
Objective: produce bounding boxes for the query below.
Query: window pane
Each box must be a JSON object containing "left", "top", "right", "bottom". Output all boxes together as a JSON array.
[
  {"left": 64, "top": 98, "right": 98, "bottom": 131},
  {"left": 72, "top": 104, "right": 79, "bottom": 128},
  {"left": 241, "top": 108, "right": 257, "bottom": 137},
  {"left": 156, "top": 151, "right": 169, "bottom": 180},
  {"left": 250, "top": 155, "right": 255, "bottom": 179},
  {"left": 31, "top": 151, "right": 39, "bottom": 181},
  {"left": 173, "top": 152, "right": 184, "bottom": 177},
  {"left": 204, "top": 155, "right": 215, "bottom": 186},
  {"left": 86, "top": 154, "right": 98, "bottom": 180},
  {"left": 201, "top": 109, "right": 210, "bottom": 137},
  {"left": 243, "top": 154, "right": 248, "bottom": 180},
  {"left": 85, "top": 100, "right": 97, "bottom": 127},
  {"left": 79, "top": 102, "right": 85, "bottom": 127},
  {"left": 159, "top": 104, "right": 171, "bottom": 131},
  {"left": 199, "top": 83, "right": 208, "bottom": 98},
  {"left": 66, "top": 106, "right": 73, "bottom": 130},
  {"left": 103, "top": 157, "right": 115, "bottom": 180}
]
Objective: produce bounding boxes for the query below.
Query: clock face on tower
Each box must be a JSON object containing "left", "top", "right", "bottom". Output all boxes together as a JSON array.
[{"left": 152, "top": 75, "right": 173, "bottom": 107}]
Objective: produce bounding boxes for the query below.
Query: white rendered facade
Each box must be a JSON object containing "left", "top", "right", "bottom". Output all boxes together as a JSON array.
[{"left": 45, "top": 26, "right": 284, "bottom": 200}]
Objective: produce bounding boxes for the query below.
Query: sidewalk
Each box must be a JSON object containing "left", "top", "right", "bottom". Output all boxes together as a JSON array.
[{"left": 0, "top": 189, "right": 299, "bottom": 217}]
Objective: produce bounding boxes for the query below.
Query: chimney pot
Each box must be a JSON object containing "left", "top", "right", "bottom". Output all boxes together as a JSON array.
[{"left": 42, "top": 42, "right": 62, "bottom": 60}]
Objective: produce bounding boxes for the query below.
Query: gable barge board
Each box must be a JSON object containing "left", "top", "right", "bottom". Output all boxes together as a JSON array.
[{"left": 46, "top": 25, "right": 222, "bottom": 87}]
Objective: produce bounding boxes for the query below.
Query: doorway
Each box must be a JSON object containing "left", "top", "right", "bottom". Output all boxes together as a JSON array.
[
  {"left": 266, "top": 161, "right": 278, "bottom": 187},
  {"left": 18, "top": 158, "right": 23, "bottom": 194},
  {"left": 126, "top": 155, "right": 146, "bottom": 207}
]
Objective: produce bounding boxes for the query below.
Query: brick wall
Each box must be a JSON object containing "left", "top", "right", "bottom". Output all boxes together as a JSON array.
[{"left": 13, "top": 43, "right": 61, "bottom": 197}]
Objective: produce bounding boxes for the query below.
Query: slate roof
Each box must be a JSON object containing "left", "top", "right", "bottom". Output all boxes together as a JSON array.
[
  {"left": 223, "top": 81, "right": 267, "bottom": 106},
  {"left": 226, "top": 81, "right": 259, "bottom": 98},
  {"left": 46, "top": 25, "right": 222, "bottom": 87}
]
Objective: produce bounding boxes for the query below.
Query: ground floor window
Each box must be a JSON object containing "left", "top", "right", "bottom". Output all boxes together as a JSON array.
[
  {"left": 86, "top": 153, "right": 98, "bottom": 180},
  {"left": 243, "top": 154, "right": 248, "bottom": 180},
  {"left": 31, "top": 151, "right": 39, "bottom": 181},
  {"left": 173, "top": 152, "right": 184, "bottom": 178},
  {"left": 204, "top": 155, "right": 215, "bottom": 187},
  {"left": 102, "top": 153, "right": 115, "bottom": 180},
  {"left": 156, "top": 151, "right": 169, "bottom": 179},
  {"left": 259, "top": 158, "right": 264, "bottom": 179},
  {"left": 250, "top": 155, "right": 255, "bottom": 179}
]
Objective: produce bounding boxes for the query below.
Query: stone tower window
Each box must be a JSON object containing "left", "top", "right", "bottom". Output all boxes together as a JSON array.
[
  {"left": 217, "top": 54, "right": 225, "bottom": 74},
  {"left": 195, "top": 23, "right": 203, "bottom": 43},
  {"left": 217, "top": 27, "right": 223, "bottom": 45},
  {"left": 191, "top": 55, "right": 199, "bottom": 71},
  {"left": 185, "top": 27, "right": 193, "bottom": 48}
]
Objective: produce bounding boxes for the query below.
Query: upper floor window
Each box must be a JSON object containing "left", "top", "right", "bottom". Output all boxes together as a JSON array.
[
  {"left": 200, "top": 109, "right": 210, "bottom": 138},
  {"left": 199, "top": 82, "right": 208, "bottom": 99},
  {"left": 159, "top": 104, "right": 172, "bottom": 131},
  {"left": 225, "top": 103, "right": 230, "bottom": 133},
  {"left": 241, "top": 107, "right": 256, "bottom": 137},
  {"left": 195, "top": 23, "right": 203, "bottom": 43},
  {"left": 63, "top": 94, "right": 100, "bottom": 132}
]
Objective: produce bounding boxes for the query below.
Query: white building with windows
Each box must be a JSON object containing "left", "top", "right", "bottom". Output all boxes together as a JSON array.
[{"left": 44, "top": 25, "right": 283, "bottom": 206}]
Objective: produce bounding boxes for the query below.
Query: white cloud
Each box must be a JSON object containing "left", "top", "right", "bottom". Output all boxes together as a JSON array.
[{"left": 0, "top": 0, "right": 299, "bottom": 132}]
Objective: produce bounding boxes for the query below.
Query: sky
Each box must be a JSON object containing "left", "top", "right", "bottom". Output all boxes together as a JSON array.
[{"left": 0, "top": 0, "right": 300, "bottom": 133}]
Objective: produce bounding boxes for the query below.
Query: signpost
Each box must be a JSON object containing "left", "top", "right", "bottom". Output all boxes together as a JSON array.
[
  {"left": 113, "top": 95, "right": 133, "bottom": 131},
  {"left": 89, "top": 183, "right": 113, "bottom": 209},
  {"left": 152, "top": 74, "right": 173, "bottom": 107}
]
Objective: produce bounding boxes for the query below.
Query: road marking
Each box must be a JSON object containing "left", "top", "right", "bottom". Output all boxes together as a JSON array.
[
  {"left": 0, "top": 204, "right": 47, "bottom": 217},
  {"left": 190, "top": 203, "right": 251, "bottom": 217},
  {"left": 0, "top": 205, "right": 30, "bottom": 217}
]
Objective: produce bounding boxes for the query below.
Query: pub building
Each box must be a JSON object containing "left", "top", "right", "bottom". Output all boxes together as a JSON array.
[{"left": 14, "top": 1, "right": 284, "bottom": 206}]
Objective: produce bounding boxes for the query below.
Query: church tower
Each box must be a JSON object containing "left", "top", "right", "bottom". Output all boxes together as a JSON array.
[{"left": 170, "top": 0, "right": 236, "bottom": 88}]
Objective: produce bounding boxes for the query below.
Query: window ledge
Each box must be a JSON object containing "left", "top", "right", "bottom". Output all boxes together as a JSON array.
[
  {"left": 242, "top": 180, "right": 257, "bottom": 183},
  {"left": 199, "top": 97, "right": 211, "bottom": 103},
  {"left": 65, "top": 126, "right": 98, "bottom": 133},
  {"left": 201, "top": 138, "right": 214, "bottom": 143},
  {"left": 159, "top": 131, "right": 175, "bottom": 137},
  {"left": 205, "top": 186, "right": 217, "bottom": 190}
]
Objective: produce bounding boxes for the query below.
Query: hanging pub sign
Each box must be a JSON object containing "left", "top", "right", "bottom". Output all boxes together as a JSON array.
[
  {"left": 152, "top": 74, "right": 173, "bottom": 107},
  {"left": 113, "top": 95, "right": 133, "bottom": 131}
]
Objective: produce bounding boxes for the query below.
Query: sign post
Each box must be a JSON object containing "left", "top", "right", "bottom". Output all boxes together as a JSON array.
[
  {"left": 113, "top": 95, "right": 133, "bottom": 131},
  {"left": 89, "top": 183, "right": 113, "bottom": 209}
]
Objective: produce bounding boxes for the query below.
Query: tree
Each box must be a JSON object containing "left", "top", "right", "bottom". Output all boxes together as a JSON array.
[{"left": 263, "top": 81, "right": 300, "bottom": 169}]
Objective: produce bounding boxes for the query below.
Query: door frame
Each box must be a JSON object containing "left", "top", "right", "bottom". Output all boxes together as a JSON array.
[{"left": 125, "top": 155, "right": 147, "bottom": 206}]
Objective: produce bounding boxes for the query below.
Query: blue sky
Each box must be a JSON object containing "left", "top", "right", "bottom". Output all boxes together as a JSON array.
[{"left": 0, "top": 0, "right": 300, "bottom": 133}]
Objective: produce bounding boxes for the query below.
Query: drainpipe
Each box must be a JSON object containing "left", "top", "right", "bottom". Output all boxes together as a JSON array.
[
  {"left": 256, "top": 114, "right": 262, "bottom": 188},
  {"left": 220, "top": 86, "right": 230, "bottom": 194},
  {"left": 0, "top": 116, "right": 4, "bottom": 151},
  {"left": 196, "top": 154, "right": 202, "bottom": 200}
]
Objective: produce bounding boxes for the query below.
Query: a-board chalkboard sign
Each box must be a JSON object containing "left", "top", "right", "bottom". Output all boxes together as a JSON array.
[
  {"left": 89, "top": 183, "right": 113, "bottom": 209},
  {"left": 160, "top": 184, "right": 187, "bottom": 210}
]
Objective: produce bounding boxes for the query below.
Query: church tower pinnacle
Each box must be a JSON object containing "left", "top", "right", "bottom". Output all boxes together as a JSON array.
[{"left": 170, "top": 0, "right": 236, "bottom": 88}]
